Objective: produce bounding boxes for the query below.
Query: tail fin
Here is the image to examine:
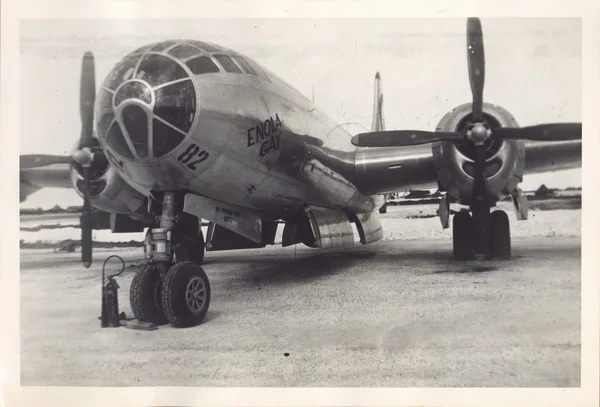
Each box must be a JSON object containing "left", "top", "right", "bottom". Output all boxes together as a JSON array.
[{"left": 371, "top": 72, "right": 385, "bottom": 132}]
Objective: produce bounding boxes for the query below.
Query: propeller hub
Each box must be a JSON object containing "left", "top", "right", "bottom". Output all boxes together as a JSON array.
[
  {"left": 72, "top": 148, "right": 94, "bottom": 167},
  {"left": 468, "top": 122, "right": 490, "bottom": 145}
]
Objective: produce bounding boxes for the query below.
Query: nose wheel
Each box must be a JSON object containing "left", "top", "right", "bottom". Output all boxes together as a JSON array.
[
  {"left": 161, "top": 261, "right": 211, "bottom": 328},
  {"left": 130, "top": 192, "right": 211, "bottom": 328},
  {"left": 130, "top": 263, "right": 168, "bottom": 325}
]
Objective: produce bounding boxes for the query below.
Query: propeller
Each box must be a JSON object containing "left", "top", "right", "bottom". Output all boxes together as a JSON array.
[
  {"left": 20, "top": 51, "right": 101, "bottom": 268},
  {"left": 350, "top": 17, "right": 582, "bottom": 259},
  {"left": 351, "top": 17, "right": 582, "bottom": 149},
  {"left": 79, "top": 51, "right": 96, "bottom": 269},
  {"left": 467, "top": 17, "right": 485, "bottom": 122}
]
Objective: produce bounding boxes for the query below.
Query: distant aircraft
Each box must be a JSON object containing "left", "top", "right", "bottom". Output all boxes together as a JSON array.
[{"left": 20, "top": 18, "right": 582, "bottom": 327}]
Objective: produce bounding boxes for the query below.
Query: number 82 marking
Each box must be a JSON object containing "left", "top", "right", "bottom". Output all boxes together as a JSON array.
[{"left": 177, "top": 143, "right": 210, "bottom": 170}]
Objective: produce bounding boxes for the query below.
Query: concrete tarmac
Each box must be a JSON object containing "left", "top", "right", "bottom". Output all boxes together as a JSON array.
[{"left": 20, "top": 237, "right": 581, "bottom": 387}]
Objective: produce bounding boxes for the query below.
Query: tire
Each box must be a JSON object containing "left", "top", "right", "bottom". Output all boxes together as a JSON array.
[
  {"left": 130, "top": 263, "right": 168, "bottom": 325},
  {"left": 379, "top": 203, "right": 388, "bottom": 214},
  {"left": 490, "top": 210, "right": 511, "bottom": 258},
  {"left": 161, "top": 261, "right": 211, "bottom": 328},
  {"left": 453, "top": 211, "right": 475, "bottom": 261}
]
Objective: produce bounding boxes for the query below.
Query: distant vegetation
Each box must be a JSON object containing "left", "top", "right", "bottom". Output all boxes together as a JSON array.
[
  {"left": 20, "top": 205, "right": 83, "bottom": 215},
  {"left": 20, "top": 186, "right": 582, "bottom": 216}
]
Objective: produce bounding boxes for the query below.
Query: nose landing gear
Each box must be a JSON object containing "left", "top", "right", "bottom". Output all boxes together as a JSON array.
[{"left": 130, "top": 192, "right": 210, "bottom": 328}]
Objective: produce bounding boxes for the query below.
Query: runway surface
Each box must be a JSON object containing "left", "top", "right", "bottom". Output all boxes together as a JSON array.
[{"left": 20, "top": 237, "right": 581, "bottom": 387}]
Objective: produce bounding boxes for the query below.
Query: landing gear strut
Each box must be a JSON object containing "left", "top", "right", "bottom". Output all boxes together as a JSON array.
[{"left": 130, "top": 192, "right": 210, "bottom": 328}]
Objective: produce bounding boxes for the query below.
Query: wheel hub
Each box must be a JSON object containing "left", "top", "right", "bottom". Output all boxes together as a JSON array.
[{"left": 185, "top": 276, "right": 206, "bottom": 314}]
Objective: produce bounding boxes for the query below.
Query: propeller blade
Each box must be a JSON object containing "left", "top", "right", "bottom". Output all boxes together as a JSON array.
[
  {"left": 81, "top": 166, "right": 93, "bottom": 268},
  {"left": 79, "top": 51, "right": 96, "bottom": 149},
  {"left": 493, "top": 123, "right": 582, "bottom": 142},
  {"left": 467, "top": 17, "right": 485, "bottom": 122},
  {"left": 20, "top": 154, "right": 73, "bottom": 169},
  {"left": 78, "top": 51, "right": 96, "bottom": 268},
  {"left": 352, "top": 130, "right": 464, "bottom": 147}
]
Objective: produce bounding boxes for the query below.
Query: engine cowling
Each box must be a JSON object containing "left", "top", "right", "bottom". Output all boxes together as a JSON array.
[
  {"left": 69, "top": 142, "right": 152, "bottom": 222},
  {"left": 433, "top": 102, "right": 525, "bottom": 205}
]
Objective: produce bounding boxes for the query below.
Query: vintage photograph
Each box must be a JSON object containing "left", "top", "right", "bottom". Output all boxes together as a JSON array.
[{"left": 17, "top": 16, "right": 583, "bottom": 390}]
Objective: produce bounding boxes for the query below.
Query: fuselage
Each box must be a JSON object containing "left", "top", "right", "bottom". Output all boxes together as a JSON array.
[{"left": 95, "top": 39, "right": 384, "bottom": 219}]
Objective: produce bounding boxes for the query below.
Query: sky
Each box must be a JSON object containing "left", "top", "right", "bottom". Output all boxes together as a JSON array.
[{"left": 19, "top": 18, "right": 582, "bottom": 208}]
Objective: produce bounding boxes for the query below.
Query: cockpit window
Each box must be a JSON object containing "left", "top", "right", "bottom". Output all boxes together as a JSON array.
[
  {"left": 231, "top": 56, "right": 257, "bottom": 76},
  {"left": 168, "top": 45, "right": 201, "bottom": 60},
  {"left": 135, "top": 54, "right": 187, "bottom": 87},
  {"left": 189, "top": 40, "right": 221, "bottom": 52},
  {"left": 214, "top": 55, "right": 242, "bottom": 73},
  {"left": 185, "top": 56, "right": 220, "bottom": 75},
  {"left": 105, "top": 55, "right": 141, "bottom": 90}
]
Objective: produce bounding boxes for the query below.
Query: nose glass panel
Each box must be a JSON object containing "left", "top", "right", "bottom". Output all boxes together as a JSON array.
[
  {"left": 152, "top": 118, "right": 186, "bottom": 158},
  {"left": 104, "top": 55, "right": 141, "bottom": 90},
  {"left": 114, "top": 81, "right": 152, "bottom": 106},
  {"left": 154, "top": 79, "right": 196, "bottom": 133},
  {"left": 121, "top": 105, "right": 150, "bottom": 158},
  {"left": 106, "top": 121, "right": 134, "bottom": 159},
  {"left": 135, "top": 54, "right": 187, "bottom": 87}
]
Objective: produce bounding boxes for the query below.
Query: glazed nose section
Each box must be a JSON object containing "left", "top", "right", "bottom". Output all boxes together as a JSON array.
[
  {"left": 114, "top": 78, "right": 197, "bottom": 160},
  {"left": 151, "top": 79, "right": 197, "bottom": 157},
  {"left": 96, "top": 50, "right": 198, "bottom": 161}
]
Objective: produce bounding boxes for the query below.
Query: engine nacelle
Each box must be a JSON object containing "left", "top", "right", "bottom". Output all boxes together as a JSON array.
[
  {"left": 433, "top": 102, "right": 525, "bottom": 205},
  {"left": 70, "top": 148, "right": 152, "bottom": 222}
]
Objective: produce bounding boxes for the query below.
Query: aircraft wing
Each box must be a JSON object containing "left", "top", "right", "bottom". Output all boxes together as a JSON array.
[
  {"left": 523, "top": 140, "right": 582, "bottom": 173},
  {"left": 20, "top": 163, "right": 73, "bottom": 202}
]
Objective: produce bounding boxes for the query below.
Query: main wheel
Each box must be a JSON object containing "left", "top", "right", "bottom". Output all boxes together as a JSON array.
[
  {"left": 130, "top": 263, "right": 168, "bottom": 325},
  {"left": 161, "top": 261, "right": 211, "bottom": 328},
  {"left": 453, "top": 211, "right": 475, "bottom": 261},
  {"left": 490, "top": 210, "right": 511, "bottom": 258}
]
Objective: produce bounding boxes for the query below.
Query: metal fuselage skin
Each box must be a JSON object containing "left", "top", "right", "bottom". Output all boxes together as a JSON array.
[
  {"left": 100, "top": 42, "right": 383, "bottom": 219},
  {"left": 94, "top": 40, "right": 581, "bottom": 223}
]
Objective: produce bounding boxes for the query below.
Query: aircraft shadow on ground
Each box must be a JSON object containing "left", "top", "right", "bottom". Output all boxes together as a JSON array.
[{"left": 19, "top": 238, "right": 578, "bottom": 278}]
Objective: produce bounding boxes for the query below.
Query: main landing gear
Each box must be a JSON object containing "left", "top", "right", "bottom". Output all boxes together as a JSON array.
[
  {"left": 130, "top": 192, "right": 210, "bottom": 328},
  {"left": 452, "top": 208, "right": 511, "bottom": 261}
]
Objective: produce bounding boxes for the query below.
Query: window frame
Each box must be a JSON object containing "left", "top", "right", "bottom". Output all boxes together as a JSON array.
[
  {"left": 185, "top": 55, "right": 222, "bottom": 75},
  {"left": 213, "top": 54, "right": 243, "bottom": 74}
]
